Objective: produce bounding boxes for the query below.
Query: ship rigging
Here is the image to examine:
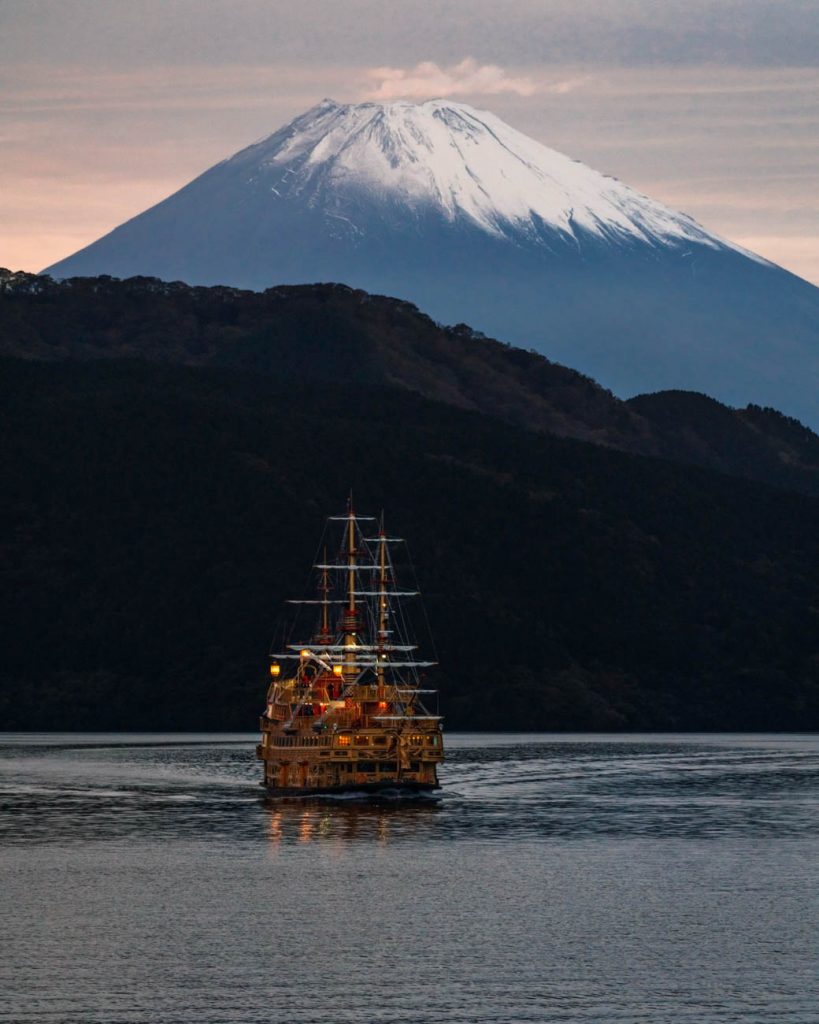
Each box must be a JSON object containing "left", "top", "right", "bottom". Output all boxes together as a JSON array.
[{"left": 256, "top": 503, "right": 444, "bottom": 795}]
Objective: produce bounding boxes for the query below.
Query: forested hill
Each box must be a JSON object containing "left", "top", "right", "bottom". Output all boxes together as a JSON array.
[
  {"left": 2, "top": 269, "right": 819, "bottom": 496},
  {"left": 2, "top": 356, "right": 818, "bottom": 731}
]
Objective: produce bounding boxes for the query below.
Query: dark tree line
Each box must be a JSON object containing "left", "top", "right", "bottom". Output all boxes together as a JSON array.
[{"left": 2, "top": 356, "right": 818, "bottom": 731}]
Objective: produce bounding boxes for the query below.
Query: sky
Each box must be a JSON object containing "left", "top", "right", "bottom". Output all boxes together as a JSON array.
[{"left": 2, "top": 0, "right": 818, "bottom": 284}]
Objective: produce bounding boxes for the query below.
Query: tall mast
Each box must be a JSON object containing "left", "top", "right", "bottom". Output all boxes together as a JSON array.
[
  {"left": 377, "top": 514, "right": 389, "bottom": 688},
  {"left": 347, "top": 496, "right": 357, "bottom": 615},
  {"left": 342, "top": 494, "right": 359, "bottom": 680},
  {"left": 322, "top": 556, "right": 330, "bottom": 638},
  {"left": 312, "top": 547, "right": 331, "bottom": 645}
]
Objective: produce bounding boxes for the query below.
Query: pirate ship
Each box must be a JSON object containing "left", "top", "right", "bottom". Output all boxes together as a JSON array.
[{"left": 256, "top": 505, "right": 444, "bottom": 795}]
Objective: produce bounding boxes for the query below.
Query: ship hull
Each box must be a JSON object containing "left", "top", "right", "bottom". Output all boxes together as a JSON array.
[{"left": 262, "top": 779, "right": 440, "bottom": 798}]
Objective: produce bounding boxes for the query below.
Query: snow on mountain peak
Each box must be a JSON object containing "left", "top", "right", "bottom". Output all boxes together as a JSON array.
[
  {"left": 41, "top": 97, "right": 816, "bottom": 428},
  {"left": 230, "top": 98, "right": 725, "bottom": 252}
]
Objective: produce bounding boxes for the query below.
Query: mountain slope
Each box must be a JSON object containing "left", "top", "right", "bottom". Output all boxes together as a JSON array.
[
  {"left": 43, "top": 99, "right": 819, "bottom": 427},
  {"left": 2, "top": 357, "right": 818, "bottom": 731},
  {"left": 3, "top": 269, "right": 819, "bottom": 495}
]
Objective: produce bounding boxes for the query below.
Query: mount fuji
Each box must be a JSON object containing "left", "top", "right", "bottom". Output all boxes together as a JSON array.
[{"left": 44, "top": 99, "right": 819, "bottom": 426}]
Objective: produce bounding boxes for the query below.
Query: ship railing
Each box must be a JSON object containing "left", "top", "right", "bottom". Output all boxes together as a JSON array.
[
  {"left": 358, "top": 715, "right": 440, "bottom": 731},
  {"left": 263, "top": 735, "right": 335, "bottom": 748},
  {"left": 346, "top": 685, "right": 382, "bottom": 701}
]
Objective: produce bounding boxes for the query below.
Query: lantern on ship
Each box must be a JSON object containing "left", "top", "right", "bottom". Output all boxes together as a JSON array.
[{"left": 269, "top": 661, "right": 281, "bottom": 678}]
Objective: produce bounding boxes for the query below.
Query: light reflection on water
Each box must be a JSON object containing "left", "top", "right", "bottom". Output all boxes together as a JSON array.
[
  {"left": 1, "top": 733, "right": 818, "bottom": 1023},
  {"left": 2, "top": 732, "right": 818, "bottom": 847}
]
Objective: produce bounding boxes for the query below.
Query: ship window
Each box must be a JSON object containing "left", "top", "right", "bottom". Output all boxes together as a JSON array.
[
  {"left": 354, "top": 736, "right": 369, "bottom": 746},
  {"left": 337, "top": 735, "right": 351, "bottom": 746},
  {"left": 358, "top": 761, "right": 377, "bottom": 773},
  {"left": 427, "top": 736, "right": 438, "bottom": 746},
  {"left": 373, "top": 736, "right": 387, "bottom": 745}
]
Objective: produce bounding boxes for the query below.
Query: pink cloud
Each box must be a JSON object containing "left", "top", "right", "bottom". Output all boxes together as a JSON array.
[{"left": 363, "top": 58, "right": 537, "bottom": 100}]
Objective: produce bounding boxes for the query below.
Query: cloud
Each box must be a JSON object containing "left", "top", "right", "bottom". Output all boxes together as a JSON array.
[
  {"left": 4, "top": 1, "right": 819, "bottom": 71},
  {"left": 363, "top": 58, "right": 538, "bottom": 100}
]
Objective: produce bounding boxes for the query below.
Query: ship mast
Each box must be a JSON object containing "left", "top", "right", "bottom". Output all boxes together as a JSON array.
[
  {"left": 342, "top": 495, "right": 359, "bottom": 680},
  {"left": 312, "top": 547, "right": 332, "bottom": 646},
  {"left": 322, "top": 557, "right": 330, "bottom": 639},
  {"left": 376, "top": 514, "right": 389, "bottom": 689}
]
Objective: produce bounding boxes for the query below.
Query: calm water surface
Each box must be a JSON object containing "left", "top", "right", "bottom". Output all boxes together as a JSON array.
[{"left": 1, "top": 733, "right": 817, "bottom": 1023}]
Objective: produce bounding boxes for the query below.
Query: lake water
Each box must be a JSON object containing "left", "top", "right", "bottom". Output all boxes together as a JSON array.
[{"left": 1, "top": 733, "right": 817, "bottom": 1023}]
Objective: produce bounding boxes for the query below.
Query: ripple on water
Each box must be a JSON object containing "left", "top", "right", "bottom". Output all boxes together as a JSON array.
[
  {"left": 1, "top": 733, "right": 818, "bottom": 845},
  {"left": 1, "top": 733, "right": 818, "bottom": 1024}
]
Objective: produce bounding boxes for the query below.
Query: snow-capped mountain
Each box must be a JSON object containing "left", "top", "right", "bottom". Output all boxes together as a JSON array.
[
  {"left": 226, "top": 99, "right": 743, "bottom": 252},
  {"left": 44, "top": 99, "right": 819, "bottom": 426}
]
